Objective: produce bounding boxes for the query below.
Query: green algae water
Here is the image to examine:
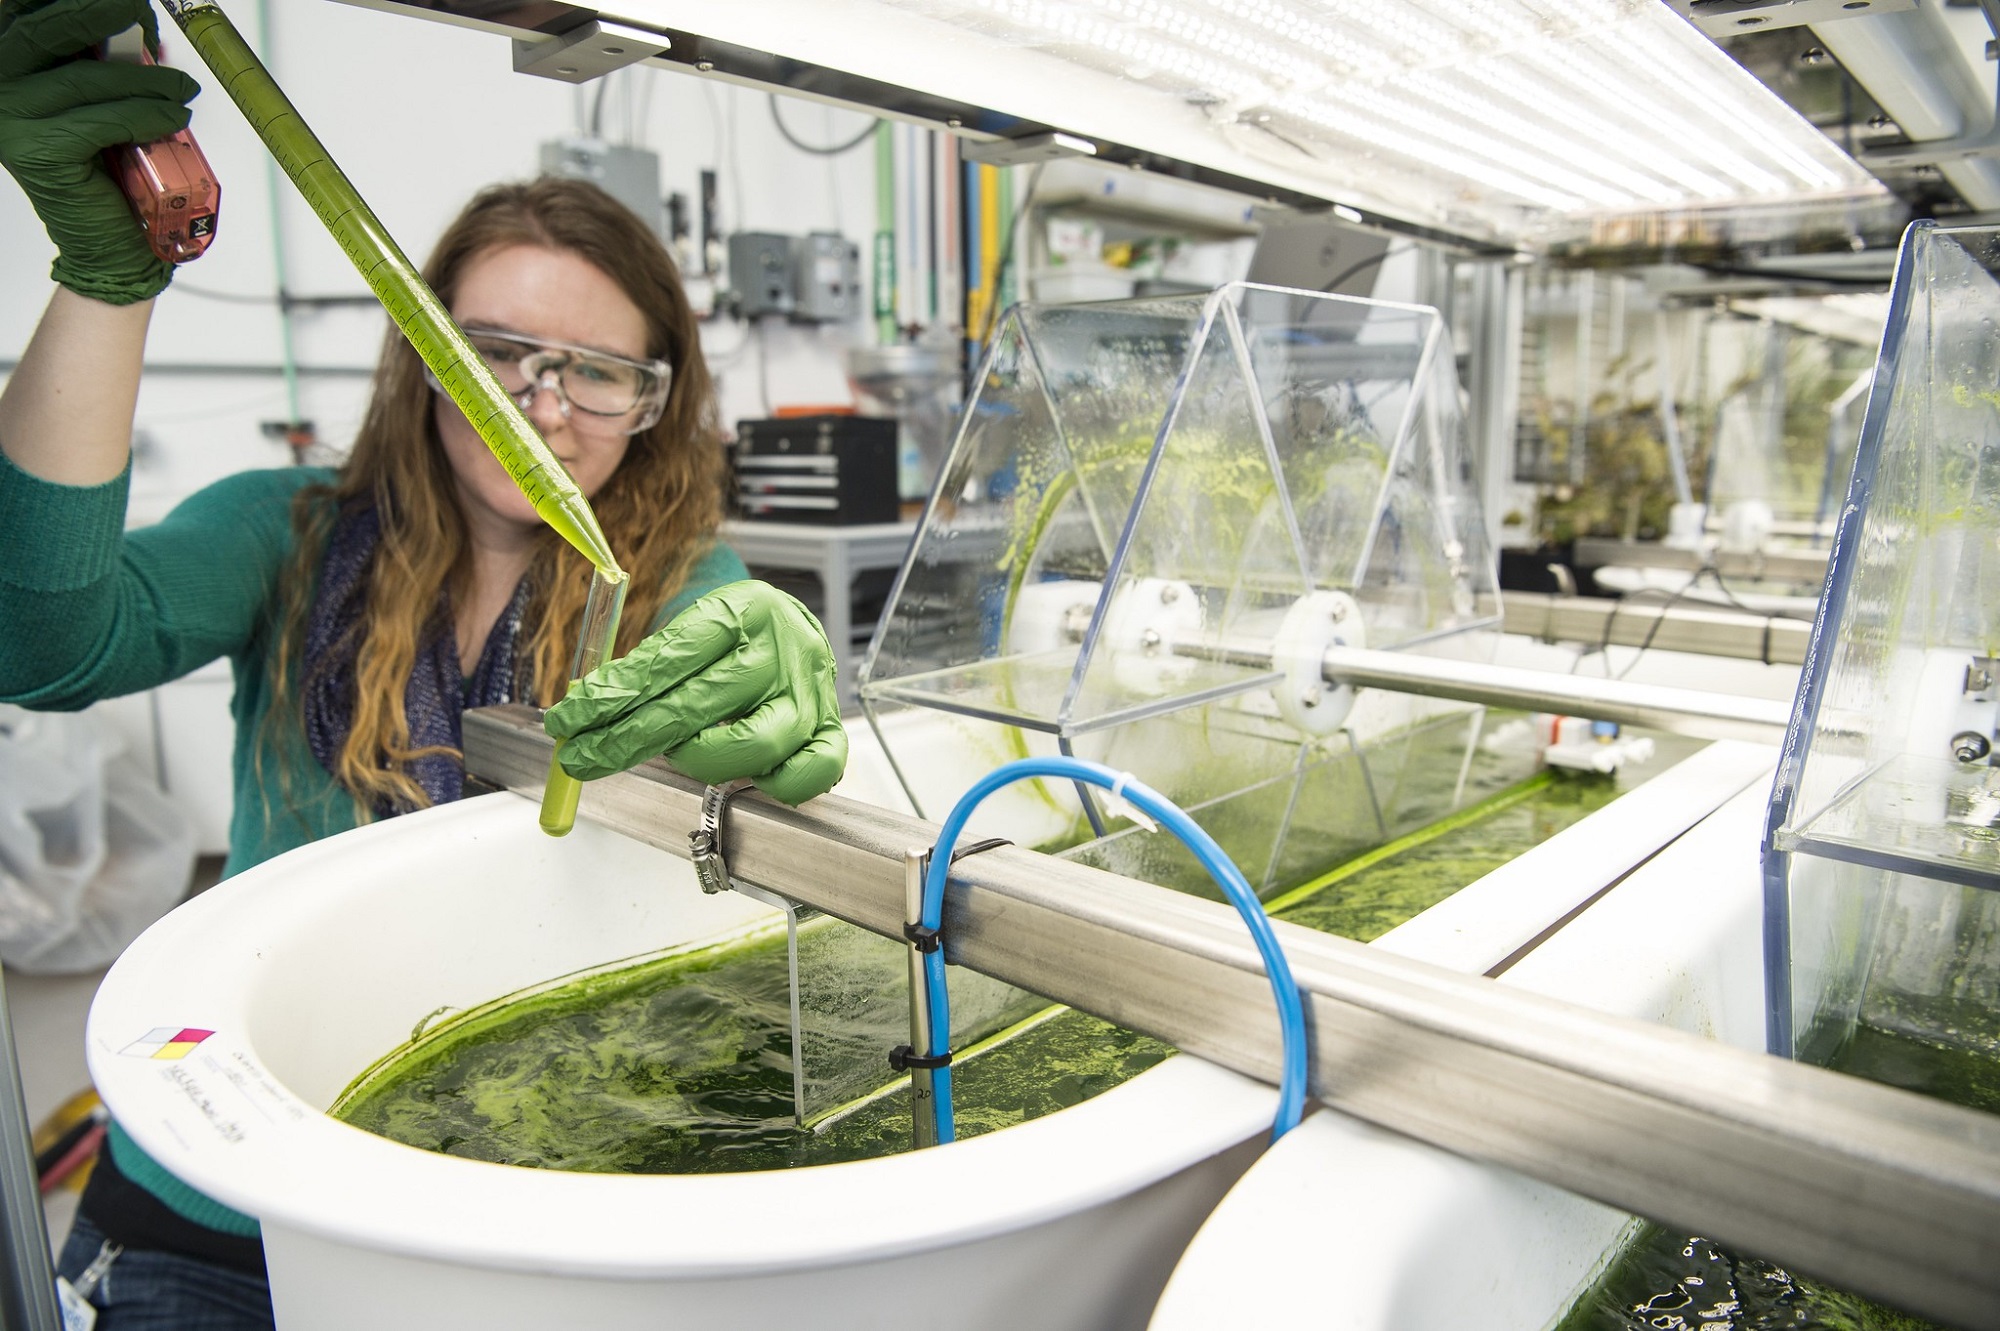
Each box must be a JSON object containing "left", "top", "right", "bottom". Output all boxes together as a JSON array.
[
  {"left": 1555, "top": 1228, "right": 1947, "bottom": 1331},
  {"left": 1269, "top": 768, "right": 1618, "bottom": 941},
  {"left": 333, "top": 759, "right": 1655, "bottom": 1175},
  {"left": 331, "top": 925, "right": 1170, "bottom": 1172}
]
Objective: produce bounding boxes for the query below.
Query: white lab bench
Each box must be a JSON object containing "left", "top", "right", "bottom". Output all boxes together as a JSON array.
[{"left": 720, "top": 518, "right": 918, "bottom": 697}]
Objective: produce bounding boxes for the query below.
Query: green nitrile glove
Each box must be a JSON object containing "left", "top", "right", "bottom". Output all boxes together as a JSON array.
[
  {"left": 544, "top": 580, "right": 849, "bottom": 807},
  {"left": 0, "top": 0, "right": 198, "bottom": 304}
]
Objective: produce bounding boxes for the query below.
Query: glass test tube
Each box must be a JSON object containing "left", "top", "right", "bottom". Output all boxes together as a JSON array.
[{"left": 540, "top": 567, "right": 630, "bottom": 837}]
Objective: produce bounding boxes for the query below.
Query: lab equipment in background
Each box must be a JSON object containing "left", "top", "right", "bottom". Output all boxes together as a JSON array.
[
  {"left": 860, "top": 281, "right": 1499, "bottom": 896},
  {"left": 728, "top": 230, "right": 862, "bottom": 323},
  {"left": 734, "top": 415, "right": 899, "bottom": 525},
  {"left": 1506, "top": 714, "right": 1655, "bottom": 775},
  {"left": 1766, "top": 221, "right": 2000, "bottom": 1080},
  {"left": 795, "top": 231, "right": 862, "bottom": 323},
  {"left": 847, "top": 343, "right": 961, "bottom": 502},
  {"left": 538, "top": 136, "right": 663, "bottom": 239},
  {"left": 730, "top": 231, "right": 796, "bottom": 318},
  {"left": 99, "top": 24, "right": 219, "bottom": 264},
  {"left": 1010, "top": 159, "right": 1260, "bottom": 308},
  {"left": 699, "top": 168, "right": 720, "bottom": 275},
  {"left": 1515, "top": 272, "right": 1878, "bottom": 558}
]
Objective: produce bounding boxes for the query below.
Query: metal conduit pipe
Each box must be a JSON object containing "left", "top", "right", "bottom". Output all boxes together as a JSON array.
[
  {"left": 1313, "top": 645, "right": 1792, "bottom": 744},
  {"left": 1173, "top": 633, "right": 1793, "bottom": 743},
  {"left": 1814, "top": 5, "right": 2000, "bottom": 209}
]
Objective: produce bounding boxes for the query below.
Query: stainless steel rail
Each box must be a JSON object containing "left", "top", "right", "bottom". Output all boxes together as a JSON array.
[
  {"left": 1177, "top": 631, "right": 1792, "bottom": 743},
  {"left": 1502, "top": 591, "right": 1812, "bottom": 667},
  {"left": 1318, "top": 645, "right": 1792, "bottom": 744},
  {"left": 1574, "top": 538, "right": 1830, "bottom": 585},
  {"left": 465, "top": 706, "right": 2000, "bottom": 1328},
  {"left": 0, "top": 971, "right": 61, "bottom": 1331}
]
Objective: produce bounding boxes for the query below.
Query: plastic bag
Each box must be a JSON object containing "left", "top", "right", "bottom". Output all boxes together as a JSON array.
[{"left": 0, "top": 704, "right": 195, "bottom": 974}]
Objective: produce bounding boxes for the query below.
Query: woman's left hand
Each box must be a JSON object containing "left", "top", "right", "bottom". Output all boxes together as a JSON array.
[{"left": 543, "top": 580, "right": 847, "bottom": 806}]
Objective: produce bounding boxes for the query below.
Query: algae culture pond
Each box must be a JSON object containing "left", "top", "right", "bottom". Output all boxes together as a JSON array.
[{"left": 333, "top": 747, "right": 1654, "bottom": 1173}]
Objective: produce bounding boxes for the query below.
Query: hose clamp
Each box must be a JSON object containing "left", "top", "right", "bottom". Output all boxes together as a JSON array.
[{"left": 690, "top": 778, "right": 758, "bottom": 895}]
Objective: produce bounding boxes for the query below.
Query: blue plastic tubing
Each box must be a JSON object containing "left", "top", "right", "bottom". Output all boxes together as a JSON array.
[{"left": 918, "top": 757, "right": 1309, "bottom": 1145}]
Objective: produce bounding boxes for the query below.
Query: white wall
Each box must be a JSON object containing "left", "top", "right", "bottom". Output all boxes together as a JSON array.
[{"left": 0, "top": 0, "right": 887, "bottom": 513}]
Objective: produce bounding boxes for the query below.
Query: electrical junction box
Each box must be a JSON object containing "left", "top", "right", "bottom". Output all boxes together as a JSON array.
[
  {"left": 794, "top": 232, "right": 861, "bottom": 323},
  {"left": 730, "top": 232, "right": 797, "bottom": 318},
  {"left": 538, "top": 136, "right": 664, "bottom": 241},
  {"left": 729, "top": 231, "right": 861, "bottom": 323}
]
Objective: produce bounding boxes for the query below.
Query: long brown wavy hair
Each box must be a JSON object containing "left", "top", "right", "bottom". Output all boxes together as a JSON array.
[{"left": 267, "top": 177, "right": 725, "bottom": 817}]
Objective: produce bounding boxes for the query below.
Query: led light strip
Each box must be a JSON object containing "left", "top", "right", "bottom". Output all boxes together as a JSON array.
[{"left": 894, "top": 0, "right": 1873, "bottom": 221}]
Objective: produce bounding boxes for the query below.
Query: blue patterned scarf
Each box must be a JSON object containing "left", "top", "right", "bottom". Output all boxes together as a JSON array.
[{"left": 301, "top": 505, "right": 533, "bottom": 816}]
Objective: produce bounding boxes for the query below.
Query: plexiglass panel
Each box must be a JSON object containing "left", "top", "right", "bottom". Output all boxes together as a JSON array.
[
  {"left": 861, "top": 281, "right": 1497, "bottom": 895},
  {"left": 1766, "top": 222, "right": 2000, "bottom": 1076}
]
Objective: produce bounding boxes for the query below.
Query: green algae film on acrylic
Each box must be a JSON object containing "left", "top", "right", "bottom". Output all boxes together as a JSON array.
[{"left": 332, "top": 765, "right": 1638, "bottom": 1175}]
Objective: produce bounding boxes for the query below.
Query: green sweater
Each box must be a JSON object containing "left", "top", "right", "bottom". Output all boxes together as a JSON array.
[{"left": 0, "top": 452, "right": 748, "bottom": 1237}]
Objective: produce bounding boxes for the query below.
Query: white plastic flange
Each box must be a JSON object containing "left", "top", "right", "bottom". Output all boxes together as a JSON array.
[
  {"left": 1274, "top": 590, "right": 1362, "bottom": 736},
  {"left": 1006, "top": 579, "right": 1104, "bottom": 658},
  {"left": 1100, "top": 578, "right": 1203, "bottom": 696}
]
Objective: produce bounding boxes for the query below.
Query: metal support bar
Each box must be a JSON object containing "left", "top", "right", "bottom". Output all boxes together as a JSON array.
[
  {"left": 1315, "top": 645, "right": 1791, "bottom": 744},
  {"left": 1857, "top": 0, "right": 2000, "bottom": 171},
  {"left": 1574, "top": 538, "right": 1830, "bottom": 586},
  {"left": 1502, "top": 592, "right": 1811, "bottom": 667},
  {"left": 1182, "top": 630, "right": 1788, "bottom": 742},
  {"left": 510, "top": 19, "right": 668, "bottom": 83},
  {"left": 0, "top": 971, "right": 61, "bottom": 1331},
  {"left": 464, "top": 706, "right": 2000, "bottom": 1328}
]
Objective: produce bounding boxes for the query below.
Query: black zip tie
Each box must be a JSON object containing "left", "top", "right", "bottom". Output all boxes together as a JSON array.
[
  {"left": 906, "top": 839, "right": 1012, "bottom": 956},
  {"left": 950, "top": 837, "right": 1011, "bottom": 863},
  {"left": 888, "top": 1044, "right": 953, "bottom": 1072}
]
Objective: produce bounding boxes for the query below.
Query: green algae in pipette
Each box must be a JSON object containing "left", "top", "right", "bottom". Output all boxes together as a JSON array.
[
  {"left": 158, "top": 0, "right": 619, "bottom": 579},
  {"left": 541, "top": 567, "right": 627, "bottom": 836}
]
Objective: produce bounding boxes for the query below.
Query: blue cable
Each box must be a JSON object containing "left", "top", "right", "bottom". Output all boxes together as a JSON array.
[{"left": 917, "top": 757, "right": 1309, "bottom": 1146}]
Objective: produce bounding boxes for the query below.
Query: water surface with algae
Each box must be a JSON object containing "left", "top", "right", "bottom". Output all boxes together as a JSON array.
[
  {"left": 1554, "top": 1228, "right": 1947, "bottom": 1331},
  {"left": 334, "top": 758, "right": 1657, "bottom": 1174}
]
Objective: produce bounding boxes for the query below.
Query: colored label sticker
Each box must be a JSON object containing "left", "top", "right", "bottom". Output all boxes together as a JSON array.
[{"left": 120, "top": 1027, "right": 214, "bottom": 1060}]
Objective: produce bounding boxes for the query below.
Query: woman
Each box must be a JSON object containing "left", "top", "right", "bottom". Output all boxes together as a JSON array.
[{"left": 0, "top": 1, "right": 844, "bottom": 1323}]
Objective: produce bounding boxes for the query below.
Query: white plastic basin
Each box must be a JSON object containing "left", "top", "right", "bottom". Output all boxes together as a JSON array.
[
  {"left": 88, "top": 795, "right": 1274, "bottom": 1330},
  {"left": 1150, "top": 773, "right": 1775, "bottom": 1328}
]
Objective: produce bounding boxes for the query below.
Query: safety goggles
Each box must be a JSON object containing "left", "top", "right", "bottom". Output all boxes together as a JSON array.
[{"left": 429, "top": 327, "right": 672, "bottom": 436}]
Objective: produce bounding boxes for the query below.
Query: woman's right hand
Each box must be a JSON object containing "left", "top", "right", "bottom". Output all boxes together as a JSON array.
[{"left": 0, "top": 0, "right": 199, "bottom": 305}]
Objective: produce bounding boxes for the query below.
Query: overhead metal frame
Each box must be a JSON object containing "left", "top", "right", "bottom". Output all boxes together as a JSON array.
[
  {"left": 465, "top": 705, "right": 2000, "bottom": 1329},
  {"left": 329, "top": 0, "right": 1508, "bottom": 255}
]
